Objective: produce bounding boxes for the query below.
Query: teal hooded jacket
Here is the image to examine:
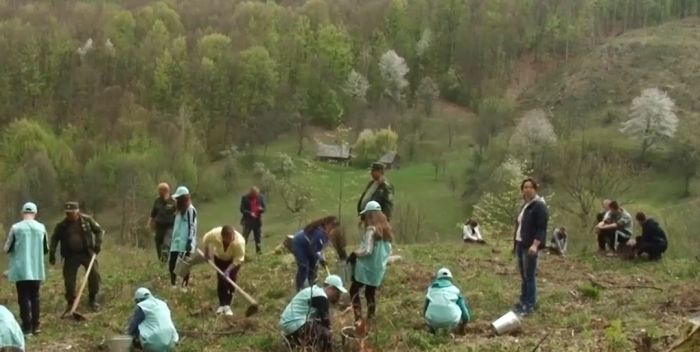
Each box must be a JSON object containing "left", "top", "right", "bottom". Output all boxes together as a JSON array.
[{"left": 423, "top": 277, "right": 471, "bottom": 328}]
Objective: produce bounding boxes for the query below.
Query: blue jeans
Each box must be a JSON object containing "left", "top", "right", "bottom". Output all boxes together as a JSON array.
[{"left": 516, "top": 245, "right": 539, "bottom": 310}]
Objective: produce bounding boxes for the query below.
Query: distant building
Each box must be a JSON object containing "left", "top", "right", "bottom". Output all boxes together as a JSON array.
[
  {"left": 315, "top": 143, "right": 352, "bottom": 165},
  {"left": 377, "top": 151, "right": 401, "bottom": 170}
]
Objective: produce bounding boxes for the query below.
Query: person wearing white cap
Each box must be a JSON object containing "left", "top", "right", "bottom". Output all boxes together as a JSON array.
[
  {"left": 169, "top": 186, "right": 197, "bottom": 289},
  {"left": 126, "top": 288, "right": 179, "bottom": 352},
  {"left": 0, "top": 305, "right": 24, "bottom": 351},
  {"left": 346, "top": 200, "right": 393, "bottom": 325},
  {"left": 4, "top": 202, "right": 48, "bottom": 336},
  {"left": 423, "top": 268, "right": 471, "bottom": 334},
  {"left": 279, "top": 275, "right": 347, "bottom": 352}
]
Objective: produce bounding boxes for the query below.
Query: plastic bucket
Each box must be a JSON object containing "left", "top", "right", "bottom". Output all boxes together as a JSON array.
[
  {"left": 490, "top": 311, "right": 522, "bottom": 336},
  {"left": 337, "top": 261, "right": 353, "bottom": 284},
  {"left": 106, "top": 335, "right": 133, "bottom": 352},
  {"left": 340, "top": 326, "right": 357, "bottom": 347}
]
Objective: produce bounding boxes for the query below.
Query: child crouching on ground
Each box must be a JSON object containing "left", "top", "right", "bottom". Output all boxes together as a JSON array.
[{"left": 423, "top": 268, "right": 471, "bottom": 334}]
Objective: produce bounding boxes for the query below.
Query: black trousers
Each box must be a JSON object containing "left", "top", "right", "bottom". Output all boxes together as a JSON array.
[
  {"left": 168, "top": 251, "right": 190, "bottom": 286},
  {"left": 63, "top": 253, "right": 100, "bottom": 304},
  {"left": 599, "top": 228, "right": 629, "bottom": 251},
  {"left": 15, "top": 280, "right": 40, "bottom": 331},
  {"left": 284, "top": 321, "right": 332, "bottom": 352},
  {"left": 213, "top": 256, "right": 240, "bottom": 306},
  {"left": 633, "top": 238, "right": 667, "bottom": 260},
  {"left": 242, "top": 219, "right": 262, "bottom": 253},
  {"left": 349, "top": 280, "right": 377, "bottom": 320},
  {"left": 154, "top": 225, "right": 173, "bottom": 262}
]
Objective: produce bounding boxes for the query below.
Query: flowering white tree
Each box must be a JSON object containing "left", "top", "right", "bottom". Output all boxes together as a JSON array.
[
  {"left": 473, "top": 157, "right": 530, "bottom": 238},
  {"left": 415, "top": 29, "right": 432, "bottom": 58},
  {"left": 508, "top": 109, "right": 557, "bottom": 169},
  {"left": 620, "top": 88, "right": 678, "bottom": 159},
  {"left": 342, "top": 70, "right": 370, "bottom": 102},
  {"left": 378, "top": 50, "right": 409, "bottom": 102}
]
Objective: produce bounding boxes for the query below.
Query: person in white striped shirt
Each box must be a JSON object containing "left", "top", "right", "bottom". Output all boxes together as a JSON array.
[{"left": 169, "top": 186, "right": 197, "bottom": 290}]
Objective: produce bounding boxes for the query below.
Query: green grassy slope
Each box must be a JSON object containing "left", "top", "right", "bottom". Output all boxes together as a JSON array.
[{"left": 6, "top": 243, "right": 698, "bottom": 352}]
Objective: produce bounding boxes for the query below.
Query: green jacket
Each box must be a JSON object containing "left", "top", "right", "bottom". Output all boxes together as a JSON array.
[
  {"left": 49, "top": 214, "right": 104, "bottom": 257},
  {"left": 357, "top": 180, "right": 394, "bottom": 220}
]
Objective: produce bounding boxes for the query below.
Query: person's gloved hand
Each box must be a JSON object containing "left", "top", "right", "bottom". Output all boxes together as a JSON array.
[
  {"left": 93, "top": 246, "right": 101, "bottom": 255},
  {"left": 49, "top": 253, "right": 56, "bottom": 265},
  {"left": 319, "top": 259, "right": 328, "bottom": 268},
  {"left": 347, "top": 252, "right": 357, "bottom": 264},
  {"left": 186, "top": 241, "right": 193, "bottom": 253}
]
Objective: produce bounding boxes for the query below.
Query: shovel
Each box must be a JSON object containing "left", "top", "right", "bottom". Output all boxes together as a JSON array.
[
  {"left": 61, "top": 254, "right": 97, "bottom": 321},
  {"left": 197, "top": 249, "right": 259, "bottom": 317}
]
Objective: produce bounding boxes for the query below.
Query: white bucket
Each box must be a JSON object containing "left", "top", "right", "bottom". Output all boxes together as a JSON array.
[
  {"left": 106, "top": 335, "right": 133, "bottom": 352},
  {"left": 490, "top": 311, "right": 522, "bottom": 336},
  {"left": 173, "top": 257, "right": 192, "bottom": 278}
]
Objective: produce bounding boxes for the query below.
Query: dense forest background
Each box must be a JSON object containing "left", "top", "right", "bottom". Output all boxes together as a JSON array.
[{"left": 0, "top": 0, "right": 698, "bottom": 236}]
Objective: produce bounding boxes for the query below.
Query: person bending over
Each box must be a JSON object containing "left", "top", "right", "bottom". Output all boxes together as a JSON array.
[
  {"left": 201, "top": 225, "right": 245, "bottom": 316},
  {"left": 423, "top": 268, "right": 471, "bottom": 334},
  {"left": 291, "top": 216, "right": 339, "bottom": 291},
  {"left": 547, "top": 227, "right": 568, "bottom": 255},
  {"left": 462, "top": 220, "right": 486, "bottom": 244},
  {"left": 126, "top": 288, "right": 179, "bottom": 352},
  {"left": 279, "top": 275, "right": 347, "bottom": 352},
  {"left": 630, "top": 212, "right": 668, "bottom": 261}
]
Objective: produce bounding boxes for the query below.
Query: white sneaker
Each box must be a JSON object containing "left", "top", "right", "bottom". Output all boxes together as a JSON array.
[
  {"left": 223, "top": 306, "right": 233, "bottom": 316},
  {"left": 215, "top": 306, "right": 225, "bottom": 315},
  {"left": 170, "top": 285, "right": 177, "bottom": 290}
]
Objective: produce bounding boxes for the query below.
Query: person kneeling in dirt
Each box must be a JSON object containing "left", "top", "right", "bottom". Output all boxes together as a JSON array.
[
  {"left": 462, "top": 220, "right": 486, "bottom": 244},
  {"left": 547, "top": 227, "right": 568, "bottom": 255},
  {"left": 279, "top": 275, "right": 348, "bottom": 352},
  {"left": 127, "top": 288, "right": 179, "bottom": 352},
  {"left": 423, "top": 268, "right": 471, "bottom": 334},
  {"left": 628, "top": 212, "right": 668, "bottom": 261},
  {"left": 595, "top": 201, "right": 633, "bottom": 256},
  {"left": 0, "top": 305, "right": 24, "bottom": 350}
]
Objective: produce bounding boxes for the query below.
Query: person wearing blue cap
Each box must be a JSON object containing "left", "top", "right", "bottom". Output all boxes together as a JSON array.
[
  {"left": 291, "top": 216, "right": 339, "bottom": 292},
  {"left": 169, "top": 186, "right": 197, "bottom": 289},
  {"left": 423, "top": 268, "right": 471, "bottom": 334},
  {"left": 279, "top": 275, "right": 347, "bottom": 352},
  {"left": 347, "top": 200, "right": 393, "bottom": 325},
  {"left": 127, "top": 288, "right": 179, "bottom": 352},
  {"left": 0, "top": 305, "right": 25, "bottom": 350},
  {"left": 4, "top": 202, "right": 48, "bottom": 336}
]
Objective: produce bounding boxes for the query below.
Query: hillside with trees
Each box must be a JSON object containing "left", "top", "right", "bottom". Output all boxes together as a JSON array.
[{"left": 0, "top": 0, "right": 699, "bottom": 234}]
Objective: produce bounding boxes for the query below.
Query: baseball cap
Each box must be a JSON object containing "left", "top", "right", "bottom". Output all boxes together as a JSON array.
[
  {"left": 134, "top": 287, "right": 151, "bottom": 301},
  {"left": 436, "top": 267, "right": 452, "bottom": 279},
  {"left": 172, "top": 186, "right": 190, "bottom": 199},
  {"left": 324, "top": 275, "right": 348, "bottom": 293},
  {"left": 360, "top": 201, "right": 381, "bottom": 214},
  {"left": 64, "top": 202, "right": 79, "bottom": 212},
  {"left": 22, "top": 202, "right": 37, "bottom": 214}
]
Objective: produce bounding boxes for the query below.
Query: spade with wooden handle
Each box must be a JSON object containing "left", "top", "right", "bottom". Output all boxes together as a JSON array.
[
  {"left": 197, "top": 249, "right": 259, "bottom": 317},
  {"left": 61, "top": 253, "right": 97, "bottom": 321}
]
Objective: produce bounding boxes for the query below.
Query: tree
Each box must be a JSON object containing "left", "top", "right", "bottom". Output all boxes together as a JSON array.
[
  {"left": 620, "top": 88, "right": 678, "bottom": 160},
  {"left": 509, "top": 108, "right": 557, "bottom": 173},
  {"left": 353, "top": 128, "right": 399, "bottom": 167},
  {"left": 378, "top": 49, "right": 409, "bottom": 103},
  {"left": 474, "top": 97, "right": 513, "bottom": 151},
  {"left": 342, "top": 69, "right": 370, "bottom": 137},
  {"left": 416, "top": 76, "right": 439, "bottom": 118},
  {"left": 472, "top": 157, "right": 530, "bottom": 239}
]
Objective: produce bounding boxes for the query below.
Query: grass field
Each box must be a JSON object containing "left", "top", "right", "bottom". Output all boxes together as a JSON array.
[{"left": 5, "top": 241, "right": 699, "bottom": 352}]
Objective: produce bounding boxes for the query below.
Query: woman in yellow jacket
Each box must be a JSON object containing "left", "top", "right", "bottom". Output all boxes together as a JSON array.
[{"left": 201, "top": 225, "right": 245, "bottom": 316}]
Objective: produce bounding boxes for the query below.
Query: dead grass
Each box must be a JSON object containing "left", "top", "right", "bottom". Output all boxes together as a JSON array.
[{"left": 0, "top": 241, "right": 697, "bottom": 352}]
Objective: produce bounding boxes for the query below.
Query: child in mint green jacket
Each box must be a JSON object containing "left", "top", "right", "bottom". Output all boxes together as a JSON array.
[{"left": 423, "top": 267, "right": 471, "bottom": 333}]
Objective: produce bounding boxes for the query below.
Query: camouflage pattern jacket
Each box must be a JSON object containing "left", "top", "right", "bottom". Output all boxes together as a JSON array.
[
  {"left": 49, "top": 214, "right": 104, "bottom": 257},
  {"left": 357, "top": 180, "right": 395, "bottom": 221}
]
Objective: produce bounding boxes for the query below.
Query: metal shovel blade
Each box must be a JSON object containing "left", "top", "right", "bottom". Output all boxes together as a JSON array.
[
  {"left": 244, "top": 304, "right": 259, "bottom": 317},
  {"left": 61, "top": 308, "right": 87, "bottom": 321}
]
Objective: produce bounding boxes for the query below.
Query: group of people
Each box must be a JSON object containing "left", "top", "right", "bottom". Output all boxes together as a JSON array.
[
  {"left": 0, "top": 159, "right": 672, "bottom": 352},
  {"left": 594, "top": 199, "right": 669, "bottom": 260}
]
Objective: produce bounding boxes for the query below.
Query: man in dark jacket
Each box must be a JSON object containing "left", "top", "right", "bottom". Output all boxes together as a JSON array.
[
  {"left": 147, "top": 183, "right": 176, "bottom": 262},
  {"left": 357, "top": 162, "right": 394, "bottom": 221},
  {"left": 631, "top": 212, "right": 668, "bottom": 261},
  {"left": 240, "top": 186, "right": 266, "bottom": 255},
  {"left": 49, "top": 202, "right": 104, "bottom": 311}
]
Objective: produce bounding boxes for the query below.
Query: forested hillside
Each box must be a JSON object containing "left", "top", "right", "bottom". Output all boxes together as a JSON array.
[{"left": 0, "top": 0, "right": 698, "bottom": 232}]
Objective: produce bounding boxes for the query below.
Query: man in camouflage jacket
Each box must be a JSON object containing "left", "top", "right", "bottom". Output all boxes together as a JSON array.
[
  {"left": 357, "top": 162, "right": 395, "bottom": 221},
  {"left": 49, "top": 202, "right": 104, "bottom": 311}
]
